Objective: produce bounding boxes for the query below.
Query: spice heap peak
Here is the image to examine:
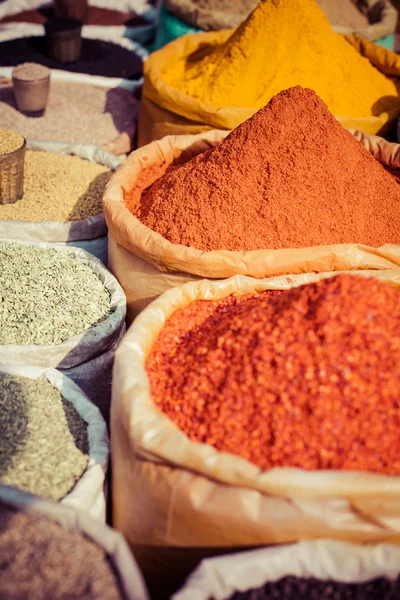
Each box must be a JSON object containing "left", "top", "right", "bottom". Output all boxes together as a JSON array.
[
  {"left": 147, "top": 274, "right": 400, "bottom": 474},
  {"left": 131, "top": 86, "right": 400, "bottom": 252},
  {"left": 166, "top": 0, "right": 399, "bottom": 117}
]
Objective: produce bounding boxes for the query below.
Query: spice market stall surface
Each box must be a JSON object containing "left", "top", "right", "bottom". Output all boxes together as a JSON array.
[
  {"left": 0, "top": 366, "right": 108, "bottom": 520},
  {"left": 111, "top": 269, "right": 400, "bottom": 600},
  {"left": 104, "top": 87, "right": 400, "bottom": 324},
  {"left": 0, "top": 483, "right": 150, "bottom": 600},
  {"left": 0, "top": 140, "right": 122, "bottom": 264},
  {"left": 173, "top": 541, "right": 400, "bottom": 600},
  {"left": 138, "top": 0, "right": 400, "bottom": 145},
  {"left": 0, "top": 240, "right": 126, "bottom": 425}
]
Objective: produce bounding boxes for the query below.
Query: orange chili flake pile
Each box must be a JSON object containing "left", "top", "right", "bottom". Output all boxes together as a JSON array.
[{"left": 146, "top": 275, "right": 400, "bottom": 474}]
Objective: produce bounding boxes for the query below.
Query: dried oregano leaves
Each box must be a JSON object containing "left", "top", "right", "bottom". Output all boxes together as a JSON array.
[
  {"left": 0, "top": 242, "right": 111, "bottom": 345},
  {"left": 0, "top": 373, "right": 89, "bottom": 501}
]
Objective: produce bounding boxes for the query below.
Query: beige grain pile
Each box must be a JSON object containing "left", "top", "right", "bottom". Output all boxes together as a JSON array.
[
  {"left": 0, "top": 150, "right": 111, "bottom": 222},
  {"left": 0, "top": 129, "right": 24, "bottom": 155},
  {"left": 0, "top": 80, "right": 137, "bottom": 146}
]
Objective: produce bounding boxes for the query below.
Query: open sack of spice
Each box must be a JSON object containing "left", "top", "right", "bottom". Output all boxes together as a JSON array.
[
  {"left": 0, "top": 483, "right": 149, "bottom": 600},
  {"left": 160, "top": 0, "right": 396, "bottom": 47},
  {"left": 0, "top": 65, "right": 140, "bottom": 156},
  {"left": 173, "top": 541, "right": 400, "bottom": 600},
  {"left": 104, "top": 86, "right": 400, "bottom": 323},
  {"left": 0, "top": 135, "right": 122, "bottom": 264},
  {"left": 0, "top": 366, "right": 108, "bottom": 520},
  {"left": 111, "top": 268, "right": 400, "bottom": 599},
  {"left": 0, "top": 25, "right": 147, "bottom": 80},
  {"left": 138, "top": 0, "right": 400, "bottom": 145},
  {"left": 316, "top": 0, "right": 397, "bottom": 42},
  {"left": 0, "top": 240, "right": 126, "bottom": 424},
  {"left": 0, "top": 0, "right": 160, "bottom": 45}
]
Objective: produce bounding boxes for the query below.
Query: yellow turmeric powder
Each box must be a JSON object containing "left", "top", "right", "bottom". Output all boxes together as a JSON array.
[{"left": 165, "top": 0, "right": 400, "bottom": 118}]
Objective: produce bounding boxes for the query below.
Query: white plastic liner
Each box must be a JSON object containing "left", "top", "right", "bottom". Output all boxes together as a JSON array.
[{"left": 173, "top": 540, "right": 400, "bottom": 600}]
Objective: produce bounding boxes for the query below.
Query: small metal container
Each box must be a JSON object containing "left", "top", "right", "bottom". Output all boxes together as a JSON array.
[
  {"left": 0, "top": 138, "right": 26, "bottom": 205},
  {"left": 53, "top": 0, "right": 89, "bottom": 23},
  {"left": 45, "top": 17, "right": 83, "bottom": 63},
  {"left": 12, "top": 70, "right": 51, "bottom": 113}
]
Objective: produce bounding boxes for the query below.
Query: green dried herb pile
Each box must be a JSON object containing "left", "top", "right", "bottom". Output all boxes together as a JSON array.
[
  {"left": 0, "top": 373, "right": 89, "bottom": 501},
  {"left": 0, "top": 241, "right": 111, "bottom": 345}
]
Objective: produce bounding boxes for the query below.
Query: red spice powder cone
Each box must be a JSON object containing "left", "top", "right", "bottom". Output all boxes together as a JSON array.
[{"left": 132, "top": 86, "right": 400, "bottom": 252}]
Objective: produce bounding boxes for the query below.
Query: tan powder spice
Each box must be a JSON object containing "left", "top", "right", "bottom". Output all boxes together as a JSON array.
[
  {"left": 0, "top": 150, "right": 111, "bottom": 222},
  {"left": 12, "top": 62, "right": 50, "bottom": 81},
  {"left": 0, "top": 129, "right": 24, "bottom": 156}
]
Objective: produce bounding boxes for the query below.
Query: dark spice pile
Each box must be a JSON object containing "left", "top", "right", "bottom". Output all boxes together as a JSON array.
[
  {"left": 226, "top": 575, "right": 400, "bottom": 599},
  {"left": 0, "top": 502, "right": 124, "bottom": 600},
  {"left": 128, "top": 86, "right": 400, "bottom": 251},
  {"left": 146, "top": 275, "right": 400, "bottom": 474},
  {"left": 0, "top": 37, "right": 143, "bottom": 79}
]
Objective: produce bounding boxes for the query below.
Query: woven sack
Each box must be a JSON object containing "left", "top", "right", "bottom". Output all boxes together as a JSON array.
[
  {"left": 0, "top": 483, "right": 149, "bottom": 600},
  {"left": 103, "top": 128, "right": 400, "bottom": 324},
  {"left": 0, "top": 240, "right": 126, "bottom": 424},
  {"left": 0, "top": 140, "right": 122, "bottom": 265},
  {"left": 0, "top": 365, "right": 109, "bottom": 520},
  {"left": 173, "top": 541, "right": 400, "bottom": 600},
  {"left": 317, "top": 0, "right": 397, "bottom": 42},
  {"left": 111, "top": 269, "right": 400, "bottom": 599},
  {"left": 137, "top": 30, "right": 400, "bottom": 146}
]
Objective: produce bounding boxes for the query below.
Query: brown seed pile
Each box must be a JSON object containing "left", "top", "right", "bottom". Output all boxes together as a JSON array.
[
  {"left": 0, "top": 81, "right": 137, "bottom": 146},
  {"left": 0, "top": 373, "right": 89, "bottom": 501},
  {"left": 13, "top": 62, "right": 50, "bottom": 81},
  {"left": 147, "top": 275, "right": 400, "bottom": 474},
  {"left": 0, "top": 150, "right": 111, "bottom": 222},
  {"left": 0, "top": 129, "right": 24, "bottom": 155},
  {"left": 0, "top": 503, "right": 124, "bottom": 600}
]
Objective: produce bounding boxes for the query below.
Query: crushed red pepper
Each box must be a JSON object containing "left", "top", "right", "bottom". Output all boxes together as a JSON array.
[{"left": 146, "top": 275, "right": 400, "bottom": 474}]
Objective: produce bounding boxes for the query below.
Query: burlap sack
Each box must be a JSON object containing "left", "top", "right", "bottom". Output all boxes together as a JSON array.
[
  {"left": 164, "top": 0, "right": 257, "bottom": 31},
  {"left": 138, "top": 31, "right": 400, "bottom": 146},
  {"left": 0, "top": 240, "right": 126, "bottom": 424},
  {"left": 0, "top": 483, "right": 149, "bottom": 600},
  {"left": 0, "top": 140, "right": 122, "bottom": 264},
  {"left": 0, "top": 365, "right": 109, "bottom": 520},
  {"left": 318, "top": 0, "right": 397, "bottom": 42},
  {"left": 111, "top": 269, "right": 400, "bottom": 600},
  {"left": 173, "top": 540, "right": 400, "bottom": 600},
  {"left": 103, "top": 128, "right": 400, "bottom": 324}
]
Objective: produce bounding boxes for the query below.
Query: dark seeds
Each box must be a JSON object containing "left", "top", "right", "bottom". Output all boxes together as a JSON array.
[
  {"left": 0, "top": 37, "right": 143, "bottom": 79},
  {"left": 226, "top": 575, "right": 400, "bottom": 600}
]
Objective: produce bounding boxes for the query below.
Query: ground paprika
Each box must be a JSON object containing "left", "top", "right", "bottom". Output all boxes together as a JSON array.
[
  {"left": 128, "top": 86, "right": 400, "bottom": 252},
  {"left": 146, "top": 274, "right": 400, "bottom": 475}
]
